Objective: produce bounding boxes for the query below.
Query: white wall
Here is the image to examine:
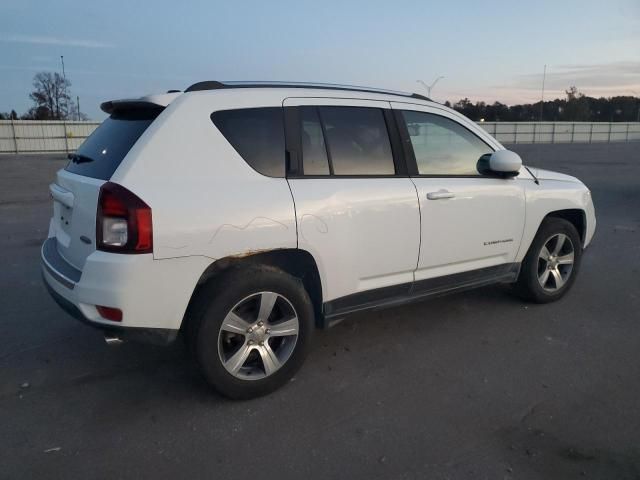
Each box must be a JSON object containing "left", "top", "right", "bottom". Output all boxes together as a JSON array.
[{"left": 1, "top": 120, "right": 639, "bottom": 154}]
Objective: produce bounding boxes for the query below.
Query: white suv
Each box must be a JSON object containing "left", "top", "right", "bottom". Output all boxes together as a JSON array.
[{"left": 42, "top": 81, "right": 596, "bottom": 398}]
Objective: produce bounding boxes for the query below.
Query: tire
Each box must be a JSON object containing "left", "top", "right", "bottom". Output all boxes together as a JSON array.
[
  {"left": 513, "top": 217, "right": 582, "bottom": 303},
  {"left": 186, "top": 265, "right": 314, "bottom": 399}
]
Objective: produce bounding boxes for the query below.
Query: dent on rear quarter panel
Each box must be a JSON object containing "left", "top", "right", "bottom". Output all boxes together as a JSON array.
[{"left": 110, "top": 92, "right": 298, "bottom": 262}]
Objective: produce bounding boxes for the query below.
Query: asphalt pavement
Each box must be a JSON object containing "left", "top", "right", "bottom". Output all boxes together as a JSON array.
[{"left": 1, "top": 142, "right": 639, "bottom": 479}]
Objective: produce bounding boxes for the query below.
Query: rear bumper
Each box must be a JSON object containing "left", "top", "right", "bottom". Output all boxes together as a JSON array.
[
  {"left": 41, "top": 237, "right": 211, "bottom": 344},
  {"left": 42, "top": 273, "right": 176, "bottom": 345}
]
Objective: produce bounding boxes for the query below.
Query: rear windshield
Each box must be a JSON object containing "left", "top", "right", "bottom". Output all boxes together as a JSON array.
[{"left": 65, "top": 110, "right": 160, "bottom": 180}]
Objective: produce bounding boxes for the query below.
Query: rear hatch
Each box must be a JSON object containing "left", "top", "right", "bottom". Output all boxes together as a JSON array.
[{"left": 50, "top": 109, "right": 160, "bottom": 270}]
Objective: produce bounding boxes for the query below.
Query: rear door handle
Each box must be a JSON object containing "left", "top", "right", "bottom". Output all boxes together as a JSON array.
[{"left": 426, "top": 190, "right": 455, "bottom": 200}]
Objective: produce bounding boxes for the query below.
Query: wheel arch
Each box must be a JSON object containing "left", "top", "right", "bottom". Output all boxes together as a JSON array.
[
  {"left": 184, "top": 248, "right": 325, "bottom": 330},
  {"left": 544, "top": 208, "right": 586, "bottom": 244},
  {"left": 516, "top": 206, "right": 588, "bottom": 264},
  {"left": 513, "top": 209, "right": 584, "bottom": 303}
]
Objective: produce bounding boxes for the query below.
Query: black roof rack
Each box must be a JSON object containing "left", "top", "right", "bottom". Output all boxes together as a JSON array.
[{"left": 184, "top": 81, "right": 431, "bottom": 102}]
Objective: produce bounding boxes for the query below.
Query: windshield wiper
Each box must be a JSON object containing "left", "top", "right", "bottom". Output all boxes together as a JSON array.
[{"left": 68, "top": 153, "right": 95, "bottom": 164}]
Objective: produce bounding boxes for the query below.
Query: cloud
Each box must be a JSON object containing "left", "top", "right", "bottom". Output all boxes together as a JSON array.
[
  {"left": 514, "top": 61, "right": 640, "bottom": 95},
  {"left": 454, "top": 61, "right": 640, "bottom": 104},
  {"left": 0, "top": 33, "right": 115, "bottom": 48}
]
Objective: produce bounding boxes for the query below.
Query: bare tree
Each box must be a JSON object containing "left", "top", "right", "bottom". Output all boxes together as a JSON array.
[{"left": 27, "top": 72, "right": 72, "bottom": 120}]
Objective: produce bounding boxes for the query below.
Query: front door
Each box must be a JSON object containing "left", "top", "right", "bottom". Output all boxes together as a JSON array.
[{"left": 391, "top": 103, "right": 526, "bottom": 282}]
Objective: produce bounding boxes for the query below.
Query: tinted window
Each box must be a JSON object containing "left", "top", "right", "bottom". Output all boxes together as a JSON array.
[
  {"left": 319, "top": 107, "right": 394, "bottom": 176},
  {"left": 300, "top": 107, "right": 330, "bottom": 175},
  {"left": 211, "top": 107, "right": 285, "bottom": 177},
  {"left": 402, "top": 111, "right": 493, "bottom": 175},
  {"left": 65, "top": 110, "right": 158, "bottom": 180}
]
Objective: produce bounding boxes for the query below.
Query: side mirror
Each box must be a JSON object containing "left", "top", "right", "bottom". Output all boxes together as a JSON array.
[{"left": 477, "top": 150, "right": 522, "bottom": 178}]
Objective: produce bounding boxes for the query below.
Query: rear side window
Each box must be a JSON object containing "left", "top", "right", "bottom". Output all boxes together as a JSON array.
[
  {"left": 211, "top": 107, "right": 285, "bottom": 177},
  {"left": 300, "top": 107, "right": 330, "bottom": 175},
  {"left": 65, "top": 110, "right": 159, "bottom": 180},
  {"left": 318, "top": 107, "right": 395, "bottom": 176}
]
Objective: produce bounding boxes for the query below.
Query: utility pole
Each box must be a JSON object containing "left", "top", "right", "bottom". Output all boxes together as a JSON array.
[
  {"left": 539, "top": 64, "right": 546, "bottom": 121},
  {"left": 417, "top": 76, "right": 445, "bottom": 99},
  {"left": 77, "top": 96, "right": 81, "bottom": 121},
  {"left": 60, "top": 55, "right": 69, "bottom": 120}
]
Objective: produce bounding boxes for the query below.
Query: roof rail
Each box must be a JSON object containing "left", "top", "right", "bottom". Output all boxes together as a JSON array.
[{"left": 184, "top": 81, "right": 431, "bottom": 101}]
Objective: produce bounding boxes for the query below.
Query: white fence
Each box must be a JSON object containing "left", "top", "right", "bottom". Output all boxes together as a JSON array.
[
  {"left": 0, "top": 120, "right": 100, "bottom": 154},
  {"left": 479, "top": 122, "right": 640, "bottom": 144},
  {"left": 1, "top": 120, "right": 639, "bottom": 154}
]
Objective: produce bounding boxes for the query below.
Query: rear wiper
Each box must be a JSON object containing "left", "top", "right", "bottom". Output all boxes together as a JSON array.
[{"left": 68, "top": 153, "right": 95, "bottom": 164}]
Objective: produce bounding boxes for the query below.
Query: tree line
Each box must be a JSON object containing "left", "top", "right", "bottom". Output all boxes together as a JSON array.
[
  {"left": 1, "top": 72, "right": 87, "bottom": 121},
  {"left": 2, "top": 74, "right": 639, "bottom": 123},
  {"left": 446, "top": 87, "right": 640, "bottom": 122}
]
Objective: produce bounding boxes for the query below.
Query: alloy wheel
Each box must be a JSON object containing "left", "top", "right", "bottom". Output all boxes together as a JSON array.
[
  {"left": 537, "top": 233, "right": 575, "bottom": 292},
  {"left": 217, "top": 292, "right": 299, "bottom": 380}
]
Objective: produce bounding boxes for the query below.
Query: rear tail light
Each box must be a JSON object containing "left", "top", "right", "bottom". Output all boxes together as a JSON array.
[
  {"left": 97, "top": 182, "right": 152, "bottom": 254},
  {"left": 96, "top": 305, "right": 123, "bottom": 322}
]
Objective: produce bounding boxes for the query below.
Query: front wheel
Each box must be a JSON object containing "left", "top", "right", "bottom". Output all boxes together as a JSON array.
[
  {"left": 186, "top": 265, "right": 315, "bottom": 399},
  {"left": 513, "top": 217, "right": 582, "bottom": 303}
]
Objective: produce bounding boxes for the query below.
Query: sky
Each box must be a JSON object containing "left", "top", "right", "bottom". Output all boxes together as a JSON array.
[{"left": 1, "top": 0, "right": 639, "bottom": 119}]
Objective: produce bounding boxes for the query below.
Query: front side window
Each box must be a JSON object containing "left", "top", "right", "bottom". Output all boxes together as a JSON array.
[
  {"left": 401, "top": 111, "right": 493, "bottom": 175},
  {"left": 318, "top": 106, "right": 395, "bottom": 176},
  {"left": 211, "top": 107, "right": 285, "bottom": 177}
]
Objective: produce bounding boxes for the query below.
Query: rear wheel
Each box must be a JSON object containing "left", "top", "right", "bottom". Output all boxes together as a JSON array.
[
  {"left": 514, "top": 217, "right": 582, "bottom": 303},
  {"left": 187, "top": 265, "right": 314, "bottom": 399}
]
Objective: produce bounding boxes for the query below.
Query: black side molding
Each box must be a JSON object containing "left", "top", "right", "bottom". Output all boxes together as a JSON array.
[{"left": 321, "top": 263, "right": 520, "bottom": 326}]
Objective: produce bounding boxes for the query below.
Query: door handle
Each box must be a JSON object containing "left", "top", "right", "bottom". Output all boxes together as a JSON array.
[{"left": 426, "top": 190, "right": 455, "bottom": 200}]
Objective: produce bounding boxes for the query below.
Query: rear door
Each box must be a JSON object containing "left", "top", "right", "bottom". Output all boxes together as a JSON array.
[
  {"left": 283, "top": 98, "right": 420, "bottom": 313},
  {"left": 391, "top": 103, "right": 525, "bottom": 282},
  {"left": 49, "top": 110, "right": 159, "bottom": 270}
]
